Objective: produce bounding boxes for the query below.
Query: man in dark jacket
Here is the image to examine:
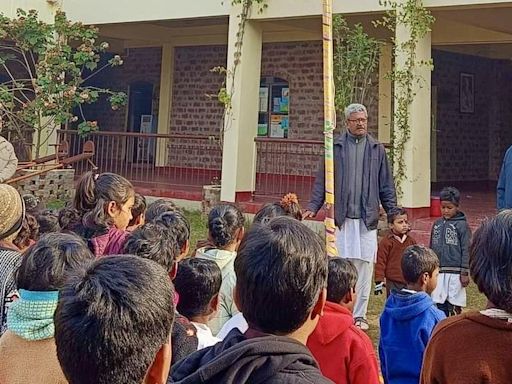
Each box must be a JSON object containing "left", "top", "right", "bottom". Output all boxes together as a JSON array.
[
  {"left": 304, "top": 103, "right": 397, "bottom": 330},
  {"left": 171, "top": 217, "right": 334, "bottom": 384},
  {"left": 497, "top": 145, "right": 512, "bottom": 210}
]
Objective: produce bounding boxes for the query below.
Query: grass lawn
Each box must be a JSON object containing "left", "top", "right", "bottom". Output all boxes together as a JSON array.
[{"left": 183, "top": 209, "right": 488, "bottom": 348}]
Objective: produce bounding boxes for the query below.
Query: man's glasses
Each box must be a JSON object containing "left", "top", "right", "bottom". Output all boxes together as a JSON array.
[{"left": 347, "top": 118, "right": 368, "bottom": 124}]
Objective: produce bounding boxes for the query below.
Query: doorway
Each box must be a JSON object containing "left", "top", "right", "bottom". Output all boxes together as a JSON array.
[{"left": 127, "top": 82, "right": 154, "bottom": 163}]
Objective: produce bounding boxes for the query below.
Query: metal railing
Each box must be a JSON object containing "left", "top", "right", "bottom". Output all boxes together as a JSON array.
[
  {"left": 255, "top": 137, "right": 324, "bottom": 202},
  {"left": 57, "top": 130, "right": 222, "bottom": 190}
]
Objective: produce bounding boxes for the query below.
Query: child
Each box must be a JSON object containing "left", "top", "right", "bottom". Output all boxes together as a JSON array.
[
  {"left": 430, "top": 187, "right": 471, "bottom": 317},
  {"left": 375, "top": 207, "right": 417, "bottom": 296},
  {"left": 253, "top": 193, "right": 302, "bottom": 225},
  {"left": 379, "top": 245, "right": 445, "bottom": 384},
  {"left": 0, "top": 185, "right": 24, "bottom": 335},
  {"left": 0, "top": 233, "right": 93, "bottom": 384},
  {"left": 13, "top": 213, "right": 39, "bottom": 252},
  {"left": 171, "top": 217, "right": 332, "bottom": 384},
  {"left": 195, "top": 203, "right": 245, "bottom": 334},
  {"left": 421, "top": 211, "right": 512, "bottom": 383},
  {"left": 22, "top": 194, "right": 45, "bottom": 216},
  {"left": 72, "top": 171, "right": 135, "bottom": 257},
  {"left": 123, "top": 222, "right": 199, "bottom": 363},
  {"left": 54, "top": 255, "right": 174, "bottom": 384},
  {"left": 145, "top": 198, "right": 178, "bottom": 222},
  {"left": 126, "top": 192, "right": 146, "bottom": 231},
  {"left": 174, "top": 258, "right": 222, "bottom": 350},
  {"left": 57, "top": 205, "right": 81, "bottom": 233},
  {"left": 307, "top": 258, "right": 380, "bottom": 384},
  {"left": 36, "top": 211, "right": 60, "bottom": 235},
  {"left": 154, "top": 210, "right": 191, "bottom": 260}
]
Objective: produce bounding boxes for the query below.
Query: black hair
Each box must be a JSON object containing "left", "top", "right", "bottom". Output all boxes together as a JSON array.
[
  {"left": 145, "top": 199, "right": 179, "bottom": 223},
  {"left": 22, "top": 194, "right": 45, "bottom": 215},
  {"left": 58, "top": 206, "right": 82, "bottom": 232},
  {"left": 16, "top": 233, "right": 93, "bottom": 291},
  {"left": 13, "top": 213, "right": 39, "bottom": 250},
  {"left": 401, "top": 245, "right": 439, "bottom": 283},
  {"left": 174, "top": 258, "right": 222, "bottom": 319},
  {"left": 253, "top": 193, "right": 302, "bottom": 225},
  {"left": 326, "top": 258, "right": 358, "bottom": 303},
  {"left": 73, "top": 171, "right": 134, "bottom": 230},
  {"left": 128, "top": 193, "right": 146, "bottom": 227},
  {"left": 439, "top": 186, "right": 460, "bottom": 206},
  {"left": 36, "top": 210, "right": 60, "bottom": 234},
  {"left": 387, "top": 207, "right": 408, "bottom": 224},
  {"left": 154, "top": 211, "right": 190, "bottom": 251},
  {"left": 235, "top": 217, "right": 328, "bottom": 334},
  {"left": 470, "top": 210, "right": 512, "bottom": 312},
  {"left": 54, "top": 255, "right": 174, "bottom": 384},
  {"left": 123, "top": 222, "right": 179, "bottom": 272},
  {"left": 208, "top": 203, "right": 244, "bottom": 248}
]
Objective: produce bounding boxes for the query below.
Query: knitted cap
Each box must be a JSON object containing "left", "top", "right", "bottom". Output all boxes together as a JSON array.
[{"left": 0, "top": 185, "right": 24, "bottom": 240}]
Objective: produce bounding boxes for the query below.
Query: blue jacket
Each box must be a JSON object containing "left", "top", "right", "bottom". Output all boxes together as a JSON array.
[
  {"left": 308, "top": 133, "right": 397, "bottom": 230},
  {"left": 379, "top": 291, "right": 445, "bottom": 384},
  {"left": 498, "top": 145, "right": 512, "bottom": 210}
]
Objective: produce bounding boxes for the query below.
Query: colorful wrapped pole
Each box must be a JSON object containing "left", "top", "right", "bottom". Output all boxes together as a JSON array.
[{"left": 322, "top": 0, "right": 338, "bottom": 257}]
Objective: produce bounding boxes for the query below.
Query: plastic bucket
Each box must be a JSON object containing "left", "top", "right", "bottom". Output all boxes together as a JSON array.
[{"left": 430, "top": 196, "right": 442, "bottom": 217}]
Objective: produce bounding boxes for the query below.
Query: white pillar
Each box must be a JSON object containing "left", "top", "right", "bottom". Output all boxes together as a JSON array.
[
  {"left": 394, "top": 25, "right": 432, "bottom": 211},
  {"left": 220, "top": 13, "right": 262, "bottom": 202},
  {"left": 156, "top": 44, "right": 174, "bottom": 166}
]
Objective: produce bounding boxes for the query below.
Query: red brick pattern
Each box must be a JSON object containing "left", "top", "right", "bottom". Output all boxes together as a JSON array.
[
  {"left": 82, "top": 47, "right": 163, "bottom": 132},
  {"left": 432, "top": 49, "right": 512, "bottom": 182}
]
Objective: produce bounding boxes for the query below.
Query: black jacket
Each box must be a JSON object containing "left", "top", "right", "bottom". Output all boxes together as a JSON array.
[
  {"left": 308, "top": 133, "right": 397, "bottom": 230},
  {"left": 430, "top": 212, "right": 471, "bottom": 274},
  {"left": 170, "top": 329, "right": 334, "bottom": 384}
]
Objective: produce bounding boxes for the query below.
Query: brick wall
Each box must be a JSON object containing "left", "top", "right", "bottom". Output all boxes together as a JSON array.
[
  {"left": 432, "top": 49, "right": 512, "bottom": 182},
  {"left": 82, "top": 47, "right": 163, "bottom": 133}
]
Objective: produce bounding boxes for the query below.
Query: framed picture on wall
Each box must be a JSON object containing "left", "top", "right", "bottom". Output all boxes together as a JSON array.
[{"left": 460, "top": 72, "right": 474, "bottom": 113}]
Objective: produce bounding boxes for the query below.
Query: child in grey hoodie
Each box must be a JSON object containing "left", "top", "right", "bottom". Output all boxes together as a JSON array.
[
  {"left": 196, "top": 203, "right": 245, "bottom": 334},
  {"left": 430, "top": 187, "right": 471, "bottom": 317}
]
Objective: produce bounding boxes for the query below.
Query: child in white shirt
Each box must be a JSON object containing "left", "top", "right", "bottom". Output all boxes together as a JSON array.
[{"left": 173, "top": 258, "right": 222, "bottom": 349}]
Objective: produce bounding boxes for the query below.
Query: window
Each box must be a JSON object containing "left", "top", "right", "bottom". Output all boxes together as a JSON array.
[{"left": 258, "top": 77, "right": 289, "bottom": 138}]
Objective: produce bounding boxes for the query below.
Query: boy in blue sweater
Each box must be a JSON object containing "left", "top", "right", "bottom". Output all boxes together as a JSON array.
[{"left": 379, "top": 245, "right": 446, "bottom": 384}]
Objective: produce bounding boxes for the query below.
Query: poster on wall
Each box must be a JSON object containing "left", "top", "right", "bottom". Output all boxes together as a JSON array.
[
  {"left": 270, "top": 115, "right": 285, "bottom": 138},
  {"left": 259, "top": 87, "right": 269, "bottom": 112},
  {"left": 460, "top": 73, "right": 474, "bottom": 113}
]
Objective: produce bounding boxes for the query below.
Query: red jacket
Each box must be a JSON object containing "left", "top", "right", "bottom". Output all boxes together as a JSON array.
[{"left": 307, "top": 301, "right": 380, "bottom": 384}]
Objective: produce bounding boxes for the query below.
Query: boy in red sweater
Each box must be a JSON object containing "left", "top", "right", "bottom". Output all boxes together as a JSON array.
[
  {"left": 307, "top": 258, "right": 380, "bottom": 384},
  {"left": 375, "top": 208, "right": 416, "bottom": 296}
]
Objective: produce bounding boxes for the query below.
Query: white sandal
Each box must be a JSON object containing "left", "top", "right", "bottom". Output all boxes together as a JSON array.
[{"left": 354, "top": 317, "right": 369, "bottom": 331}]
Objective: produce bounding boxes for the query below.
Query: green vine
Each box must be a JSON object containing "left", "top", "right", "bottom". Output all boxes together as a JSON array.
[
  {"left": 333, "top": 15, "right": 381, "bottom": 114},
  {"left": 375, "top": 0, "right": 434, "bottom": 197},
  {"left": 206, "top": 0, "right": 268, "bottom": 153}
]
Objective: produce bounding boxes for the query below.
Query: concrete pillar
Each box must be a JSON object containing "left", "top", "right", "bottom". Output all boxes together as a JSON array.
[
  {"left": 378, "top": 43, "right": 392, "bottom": 144},
  {"left": 32, "top": 5, "right": 60, "bottom": 159},
  {"left": 156, "top": 44, "right": 174, "bottom": 167},
  {"left": 220, "top": 13, "right": 262, "bottom": 202},
  {"left": 394, "top": 25, "right": 432, "bottom": 216}
]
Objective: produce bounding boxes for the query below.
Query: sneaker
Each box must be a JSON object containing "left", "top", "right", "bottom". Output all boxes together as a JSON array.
[{"left": 354, "top": 317, "right": 369, "bottom": 331}]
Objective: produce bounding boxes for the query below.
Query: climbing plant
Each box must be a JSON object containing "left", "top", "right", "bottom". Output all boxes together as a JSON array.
[
  {"left": 0, "top": 9, "right": 127, "bottom": 159},
  {"left": 375, "top": 0, "right": 434, "bottom": 196},
  {"left": 333, "top": 15, "right": 381, "bottom": 115},
  {"left": 207, "top": 0, "right": 268, "bottom": 150}
]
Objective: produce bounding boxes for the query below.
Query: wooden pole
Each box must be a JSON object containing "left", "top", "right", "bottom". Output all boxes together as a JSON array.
[{"left": 322, "top": 0, "right": 338, "bottom": 257}]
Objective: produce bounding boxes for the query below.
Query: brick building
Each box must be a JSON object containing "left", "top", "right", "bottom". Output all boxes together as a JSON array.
[{"left": 2, "top": 0, "right": 512, "bottom": 216}]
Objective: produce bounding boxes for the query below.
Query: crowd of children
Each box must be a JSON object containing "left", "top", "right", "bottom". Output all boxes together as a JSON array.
[{"left": 0, "top": 172, "right": 511, "bottom": 384}]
